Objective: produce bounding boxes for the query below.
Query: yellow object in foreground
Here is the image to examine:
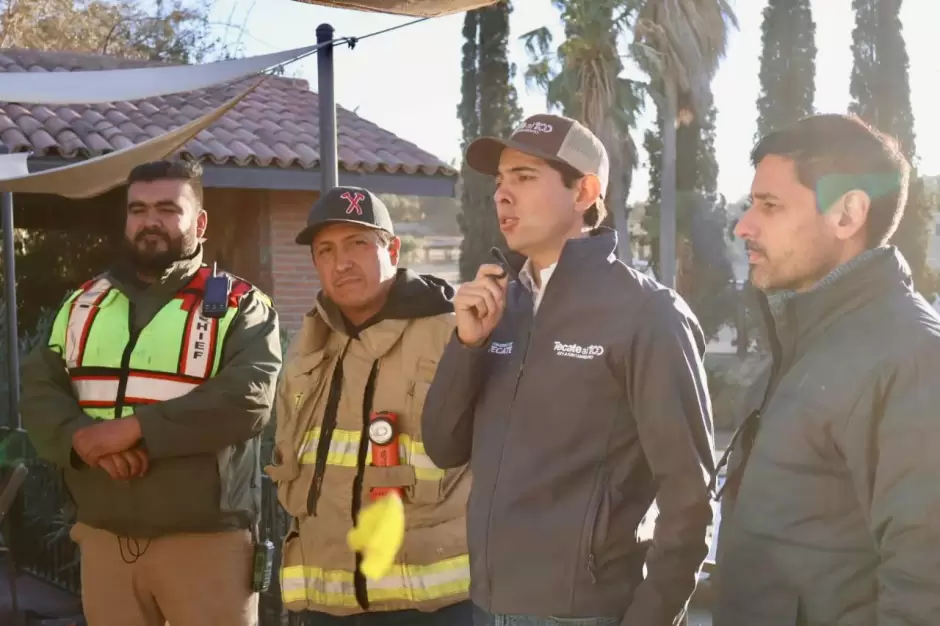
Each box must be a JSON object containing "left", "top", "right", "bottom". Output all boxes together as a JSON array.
[{"left": 346, "top": 492, "right": 406, "bottom": 580}]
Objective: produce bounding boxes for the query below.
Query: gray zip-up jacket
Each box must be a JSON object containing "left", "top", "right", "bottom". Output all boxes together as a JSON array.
[{"left": 421, "top": 229, "right": 715, "bottom": 626}]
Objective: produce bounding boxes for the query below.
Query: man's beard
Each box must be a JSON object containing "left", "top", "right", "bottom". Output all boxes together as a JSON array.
[{"left": 122, "top": 228, "right": 197, "bottom": 274}]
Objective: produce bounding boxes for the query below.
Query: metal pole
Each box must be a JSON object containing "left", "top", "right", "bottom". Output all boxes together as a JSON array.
[
  {"left": 316, "top": 23, "right": 338, "bottom": 193},
  {"left": 2, "top": 186, "right": 19, "bottom": 431}
]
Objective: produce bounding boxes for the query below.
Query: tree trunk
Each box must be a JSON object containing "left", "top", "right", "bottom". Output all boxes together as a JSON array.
[
  {"left": 659, "top": 79, "right": 678, "bottom": 289},
  {"left": 606, "top": 151, "right": 631, "bottom": 264}
]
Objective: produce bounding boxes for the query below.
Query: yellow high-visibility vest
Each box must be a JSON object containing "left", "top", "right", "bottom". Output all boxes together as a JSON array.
[{"left": 48, "top": 268, "right": 249, "bottom": 420}]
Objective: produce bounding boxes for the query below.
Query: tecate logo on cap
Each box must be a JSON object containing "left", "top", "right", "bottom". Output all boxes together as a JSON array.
[{"left": 515, "top": 121, "right": 554, "bottom": 135}]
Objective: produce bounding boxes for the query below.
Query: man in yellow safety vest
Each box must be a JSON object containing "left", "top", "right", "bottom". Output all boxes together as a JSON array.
[
  {"left": 265, "top": 186, "right": 472, "bottom": 625},
  {"left": 20, "top": 159, "right": 282, "bottom": 626}
]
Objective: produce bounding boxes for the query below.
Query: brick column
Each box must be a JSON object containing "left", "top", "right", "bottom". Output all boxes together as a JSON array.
[{"left": 268, "top": 190, "right": 320, "bottom": 332}]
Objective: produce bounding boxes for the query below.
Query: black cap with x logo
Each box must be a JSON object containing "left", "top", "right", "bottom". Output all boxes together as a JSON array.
[{"left": 295, "top": 186, "right": 395, "bottom": 245}]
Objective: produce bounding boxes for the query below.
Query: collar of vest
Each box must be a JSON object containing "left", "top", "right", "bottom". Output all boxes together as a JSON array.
[
  {"left": 108, "top": 245, "right": 206, "bottom": 298},
  {"left": 81, "top": 264, "right": 253, "bottom": 313}
]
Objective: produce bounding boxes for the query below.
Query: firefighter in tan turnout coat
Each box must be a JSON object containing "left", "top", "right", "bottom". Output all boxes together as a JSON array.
[{"left": 266, "top": 186, "right": 472, "bottom": 625}]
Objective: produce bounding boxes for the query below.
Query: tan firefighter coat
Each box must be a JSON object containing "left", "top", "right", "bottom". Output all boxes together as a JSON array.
[{"left": 266, "top": 289, "right": 470, "bottom": 616}]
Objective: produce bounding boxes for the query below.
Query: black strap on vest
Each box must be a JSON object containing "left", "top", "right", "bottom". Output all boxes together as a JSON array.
[
  {"left": 352, "top": 361, "right": 380, "bottom": 610},
  {"left": 304, "top": 342, "right": 380, "bottom": 610},
  {"left": 308, "top": 340, "right": 352, "bottom": 516}
]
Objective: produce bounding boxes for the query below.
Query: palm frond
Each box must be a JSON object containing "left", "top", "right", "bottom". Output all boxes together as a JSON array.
[
  {"left": 520, "top": 25, "right": 553, "bottom": 59},
  {"left": 633, "top": 0, "right": 739, "bottom": 116},
  {"left": 524, "top": 57, "right": 554, "bottom": 92}
]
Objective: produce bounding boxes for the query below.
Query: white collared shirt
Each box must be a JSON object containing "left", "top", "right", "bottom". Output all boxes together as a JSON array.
[{"left": 518, "top": 259, "right": 557, "bottom": 312}]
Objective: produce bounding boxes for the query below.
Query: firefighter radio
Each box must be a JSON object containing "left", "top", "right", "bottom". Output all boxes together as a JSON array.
[{"left": 368, "top": 411, "right": 402, "bottom": 502}]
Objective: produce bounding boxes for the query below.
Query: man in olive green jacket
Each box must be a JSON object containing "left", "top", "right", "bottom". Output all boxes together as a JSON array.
[
  {"left": 21, "top": 160, "right": 281, "bottom": 626},
  {"left": 714, "top": 114, "right": 940, "bottom": 625}
]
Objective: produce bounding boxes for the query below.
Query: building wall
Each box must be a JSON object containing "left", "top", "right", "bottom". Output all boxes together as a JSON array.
[
  {"left": 202, "top": 188, "right": 319, "bottom": 333},
  {"left": 203, "top": 188, "right": 268, "bottom": 292},
  {"left": 268, "top": 190, "right": 320, "bottom": 331}
]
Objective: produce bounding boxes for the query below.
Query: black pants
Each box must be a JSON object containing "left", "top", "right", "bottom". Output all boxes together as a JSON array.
[{"left": 302, "top": 600, "right": 474, "bottom": 625}]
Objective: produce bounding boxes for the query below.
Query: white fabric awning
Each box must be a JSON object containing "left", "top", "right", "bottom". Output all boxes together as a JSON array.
[
  {"left": 0, "top": 80, "right": 262, "bottom": 198},
  {"left": 0, "top": 45, "right": 317, "bottom": 104},
  {"left": 289, "top": 0, "right": 497, "bottom": 17}
]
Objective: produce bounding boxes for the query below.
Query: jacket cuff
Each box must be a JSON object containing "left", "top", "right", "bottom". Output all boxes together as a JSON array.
[
  {"left": 135, "top": 405, "right": 171, "bottom": 459},
  {"left": 452, "top": 329, "right": 492, "bottom": 353},
  {"left": 57, "top": 415, "right": 97, "bottom": 470}
]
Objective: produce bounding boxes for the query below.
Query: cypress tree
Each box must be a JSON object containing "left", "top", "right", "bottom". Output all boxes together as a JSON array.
[
  {"left": 457, "top": 1, "right": 522, "bottom": 282},
  {"left": 755, "top": 0, "right": 816, "bottom": 139},
  {"left": 849, "top": 0, "right": 933, "bottom": 294}
]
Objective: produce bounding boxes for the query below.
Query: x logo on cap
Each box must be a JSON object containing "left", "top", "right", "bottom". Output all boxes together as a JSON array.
[{"left": 341, "top": 192, "right": 366, "bottom": 216}]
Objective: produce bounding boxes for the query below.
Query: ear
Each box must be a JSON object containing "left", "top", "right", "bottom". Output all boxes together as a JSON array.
[
  {"left": 196, "top": 209, "right": 208, "bottom": 239},
  {"left": 387, "top": 236, "right": 402, "bottom": 266},
  {"left": 827, "top": 190, "right": 870, "bottom": 242},
  {"left": 574, "top": 174, "right": 603, "bottom": 217}
]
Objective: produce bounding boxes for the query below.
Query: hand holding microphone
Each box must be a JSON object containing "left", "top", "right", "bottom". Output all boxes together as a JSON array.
[{"left": 454, "top": 256, "right": 509, "bottom": 348}]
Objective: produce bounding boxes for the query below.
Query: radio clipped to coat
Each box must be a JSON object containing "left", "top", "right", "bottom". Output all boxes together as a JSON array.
[{"left": 346, "top": 410, "right": 406, "bottom": 581}]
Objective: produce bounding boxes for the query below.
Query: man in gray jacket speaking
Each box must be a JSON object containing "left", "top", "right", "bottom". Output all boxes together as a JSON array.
[{"left": 421, "top": 113, "right": 716, "bottom": 626}]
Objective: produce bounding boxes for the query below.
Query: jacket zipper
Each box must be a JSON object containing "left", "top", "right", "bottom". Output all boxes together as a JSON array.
[
  {"left": 114, "top": 303, "right": 141, "bottom": 419},
  {"left": 484, "top": 293, "right": 539, "bottom": 604},
  {"left": 585, "top": 482, "right": 604, "bottom": 585},
  {"left": 484, "top": 267, "right": 565, "bottom": 603},
  {"left": 585, "top": 408, "right": 620, "bottom": 589},
  {"left": 484, "top": 322, "right": 534, "bottom": 600}
]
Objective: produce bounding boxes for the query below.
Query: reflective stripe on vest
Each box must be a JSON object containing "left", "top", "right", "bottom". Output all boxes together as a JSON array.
[
  {"left": 280, "top": 555, "right": 470, "bottom": 608},
  {"left": 299, "top": 427, "right": 445, "bottom": 482},
  {"left": 48, "top": 269, "right": 246, "bottom": 420}
]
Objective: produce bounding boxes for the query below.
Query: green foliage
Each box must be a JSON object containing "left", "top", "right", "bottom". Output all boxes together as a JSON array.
[
  {"left": 849, "top": 0, "right": 917, "bottom": 159},
  {"left": 0, "top": 229, "right": 115, "bottom": 336},
  {"left": 643, "top": 98, "right": 735, "bottom": 340},
  {"left": 520, "top": 0, "right": 643, "bottom": 237},
  {"left": 456, "top": 2, "right": 523, "bottom": 282},
  {"left": 849, "top": 0, "right": 935, "bottom": 296},
  {"left": 755, "top": 0, "right": 816, "bottom": 139},
  {"left": 0, "top": 0, "right": 223, "bottom": 64},
  {"left": 398, "top": 235, "right": 419, "bottom": 262},
  {"left": 0, "top": 305, "right": 55, "bottom": 433}
]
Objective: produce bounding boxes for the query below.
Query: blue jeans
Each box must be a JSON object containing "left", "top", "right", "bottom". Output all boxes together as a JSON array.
[
  {"left": 301, "top": 600, "right": 474, "bottom": 625},
  {"left": 471, "top": 604, "right": 619, "bottom": 626}
]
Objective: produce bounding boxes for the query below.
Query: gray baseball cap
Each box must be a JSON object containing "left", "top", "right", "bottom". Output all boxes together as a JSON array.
[{"left": 465, "top": 114, "right": 610, "bottom": 197}]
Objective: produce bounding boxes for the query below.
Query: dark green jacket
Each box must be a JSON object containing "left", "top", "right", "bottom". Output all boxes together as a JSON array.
[
  {"left": 21, "top": 248, "right": 282, "bottom": 538},
  {"left": 715, "top": 247, "right": 940, "bottom": 626}
]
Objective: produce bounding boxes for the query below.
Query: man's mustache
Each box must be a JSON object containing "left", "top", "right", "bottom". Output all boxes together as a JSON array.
[
  {"left": 135, "top": 228, "right": 170, "bottom": 243},
  {"left": 745, "top": 241, "right": 766, "bottom": 256}
]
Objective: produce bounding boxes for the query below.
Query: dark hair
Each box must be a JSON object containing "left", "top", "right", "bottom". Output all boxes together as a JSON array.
[
  {"left": 375, "top": 230, "right": 392, "bottom": 246},
  {"left": 127, "top": 159, "right": 204, "bottom": 207},
  {"left": 546, "top": 160, "right": 607, "bottom": 229},
  {"left": 750, "top": 113, "right": 910, "bottom": 247}
]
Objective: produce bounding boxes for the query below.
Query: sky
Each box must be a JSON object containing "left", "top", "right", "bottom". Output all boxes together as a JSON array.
[{"left": 208, "top": 0, "right": 938, "bottom": 204}]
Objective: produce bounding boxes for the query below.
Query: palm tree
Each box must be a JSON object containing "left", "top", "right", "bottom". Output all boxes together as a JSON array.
[
  {"left": 521, "top": 0, "right": 644, "bottom": 264},
  {"left": 632, "top": 0, "right": 737, "bottom": 288}
]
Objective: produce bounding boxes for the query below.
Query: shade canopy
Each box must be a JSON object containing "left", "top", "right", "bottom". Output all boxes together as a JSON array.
[
  {"left": 290, "top": 0, "right": 497, "bottom": 17},
  {"left": 0, "top": 81, "right": 260, "bottom": 197}
]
